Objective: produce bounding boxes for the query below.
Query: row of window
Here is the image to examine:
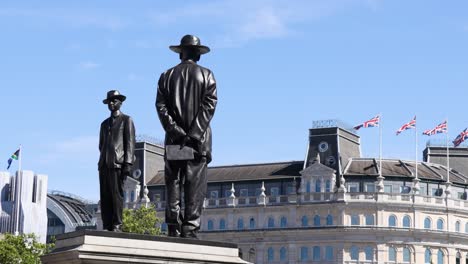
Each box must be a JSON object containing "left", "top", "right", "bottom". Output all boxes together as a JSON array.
[
  {"left": 205, "top": 214, "right": 467, "bottom": 231},
  {"left": 206, "top": 215, "right": 335, "bottom": 230},
  {"left": 257, "top": 245, "right": 453, "bottom": 263},
  {"left": 299, "top": 246, "right": 334, "bottom": 262},
  {"left": 305, "top": 179, "right": 333, "bottom": 193}
]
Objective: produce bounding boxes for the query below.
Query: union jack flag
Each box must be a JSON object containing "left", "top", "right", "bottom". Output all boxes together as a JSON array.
[
  {"left": 396, "top": 116, "right": 416, "bottom": 135},
  {"left": 453, "top": 128, "right": 468, "bottom": 147},
  {"left": 422, "top": 121, "right": 447, "bottom": 136},
  {"left": 354, "top": 115, "right": 380, "bottom": 130}
]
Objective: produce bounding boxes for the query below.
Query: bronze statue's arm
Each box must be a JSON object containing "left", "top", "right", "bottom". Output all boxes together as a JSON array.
[
  {"left": 188, "top": 72, "right": 217, "bottom": 141},
  {"left": 156, "top": 73, "right": 187, "bottom": 139},
  {"left": 98, "top": 122, "right": 104, "bottom": 152},
  {"left": 123, "top": 116, "right": 136, "bottom": 166}
]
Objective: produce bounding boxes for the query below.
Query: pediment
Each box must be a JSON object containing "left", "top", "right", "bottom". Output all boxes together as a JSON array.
[{"left": 300, "top": 162, "right": 336, "bottom": 177}]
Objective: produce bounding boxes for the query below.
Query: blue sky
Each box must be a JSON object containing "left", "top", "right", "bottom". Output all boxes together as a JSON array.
[{"left": 1, "top": 0, "right": 467, "bottom": 201}]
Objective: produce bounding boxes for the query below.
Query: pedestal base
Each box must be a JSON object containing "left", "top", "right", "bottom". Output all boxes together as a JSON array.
[{"left": 41, "top": 230, "right": 249, "bottom": 264}]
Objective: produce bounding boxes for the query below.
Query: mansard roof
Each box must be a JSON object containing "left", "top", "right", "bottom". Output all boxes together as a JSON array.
[
  {"left": 343, "top": 158, "right": 468, "bottom": 185},
  {"left": 147, "top": 161, "right": 304, "bottom": 186},
  {"left": 147, "top": 158, "right": 468, "bottom": 186}
]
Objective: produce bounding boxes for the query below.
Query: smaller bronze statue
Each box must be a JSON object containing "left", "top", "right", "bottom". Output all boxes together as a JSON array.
[
  {"left": 156, "top": 35, "right": 217, "bottom": 238},
  {"left": 98, "top": 90, "right": 135, "bottom": 232}
]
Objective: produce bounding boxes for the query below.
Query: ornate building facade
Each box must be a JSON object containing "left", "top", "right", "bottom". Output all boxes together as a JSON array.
[{"left": 129, "top": 121, "right": 468, "bottom": 264}]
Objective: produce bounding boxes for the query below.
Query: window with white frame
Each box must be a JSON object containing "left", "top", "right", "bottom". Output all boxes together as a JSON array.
[
  {"left": 365, "top": 183, "right": 375, "bottom": 193},
  {"left": 325, "top": 246, "right": 333, "bottom": 261},
  {"left": 348, "top": 183, "right": 359, "bottom": 193},
  {"left": 350, "top": 246, "right": 359, "bottom": 261},
  {"left": 364, "top": 246, "right": 374, "bottom": 261},
  {"left": 351, "top": 215, "right": 360, "bottom": 225},
  {"left": 388, "top": 246, "right": 396, "bottom": 262},
  {"left": 402, "top": 215, "right": 411, "bottom": 228},
  {"left": 210, "top": 190, "right": 218, "bottom": 199},
  {"left": 270, "top": 187, "right": 279, "bottom": 197},
  {"left": 384, "top": 184, "right": 393, "bottom": 193}
]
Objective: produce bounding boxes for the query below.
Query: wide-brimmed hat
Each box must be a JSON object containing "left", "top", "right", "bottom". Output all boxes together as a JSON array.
[
  {"left": 169, "top": 35, "right": 210, "bottom": 55},
  {"left": 103, "top": 90, "right": 126, "bottom": 104}
]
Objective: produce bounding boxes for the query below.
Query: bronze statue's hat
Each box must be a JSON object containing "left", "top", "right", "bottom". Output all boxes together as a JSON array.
[
  {"left": 103, "top": 90, "right": 126, "bottom": 104},
  {"left": 169, "top": 35, "right": 210, "bottom": 55}
]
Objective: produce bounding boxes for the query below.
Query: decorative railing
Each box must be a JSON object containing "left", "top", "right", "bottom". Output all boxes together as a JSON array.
[{"left": 131, "top": 192, "right": 468, "bottom": 213}]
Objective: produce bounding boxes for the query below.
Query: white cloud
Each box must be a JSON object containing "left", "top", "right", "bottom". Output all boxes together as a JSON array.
[
  {"left": 147, "top": 0, "right": 375, "bottom": 48},
  {"left": 78, "top": 61, "right": 100, "bottom": 70}
]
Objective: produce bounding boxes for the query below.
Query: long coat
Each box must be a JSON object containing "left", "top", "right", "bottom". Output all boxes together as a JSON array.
[
  {"left": 156, "top": 60, "right": 217, "bottom": 163},
  {"left": 98, "top": 112, "right": 136, "bottom": 169}
]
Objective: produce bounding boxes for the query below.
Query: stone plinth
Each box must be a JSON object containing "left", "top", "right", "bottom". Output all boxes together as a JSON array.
[{"left": 41, "top": 230, "right": 249, "bottom": 264}]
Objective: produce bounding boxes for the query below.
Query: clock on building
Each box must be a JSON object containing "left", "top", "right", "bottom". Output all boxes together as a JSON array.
[{"left": 318, "top": 141, "right": 329, "bottom": 153}]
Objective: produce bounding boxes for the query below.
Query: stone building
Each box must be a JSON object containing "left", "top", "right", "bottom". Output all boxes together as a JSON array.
[{"left": 135, "top": 120, "right": 468, "bottom": 264}]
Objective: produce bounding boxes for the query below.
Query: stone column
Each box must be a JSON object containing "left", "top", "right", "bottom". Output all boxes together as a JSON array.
[
  {"left": 288, "top": 243, "right": 297, "bottom": 263},
  {"left": 376, "top": 243, "right": 386, "bottom": 263}
]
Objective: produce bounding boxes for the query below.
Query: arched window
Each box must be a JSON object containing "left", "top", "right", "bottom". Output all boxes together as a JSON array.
[
  {"left": 207, "top": 220, "right": 214, "bottom": 231},
  {"left": 403, "top": 248, "right": 411, "bottom": 263},
  {"left": 130, "top": 191, "right": 135, "bottom": 202},
  {"left": 301, "top": 216, "right": 308, "bottom": 227},
  {"left": 351, "top": 215, "right": 360, "bottom": 225},
  {"left": 267, "top": 247, "right": 274, "bottom": 262},
  {"left": 219, "top": 219, "right": 226, "bottom": 230},
  {"left": 350, "top": 246, "right": 359, "bottom": 260},
  {"left": 268, "top": 217, "right": 275, "bottom": 228},
  {"left": 314, "top": 215, "right": 321, "bottom": 226},
  {"left": 437, "top": 249, "right": 444, "bottom": 264},
  {"left": 313, "top": 246, "right": 321, "bottom": 261},
  {"left": 425, "top": 248, "right": 432, "bottom": 264},
  {"left": 237, "top": 218, "right": 244, "bottom": 229},
  {"left": 249, "top": 218, "right": 255, "bottom": 229},
  {"left": 365, "top": 246, "right": 374, "bottom": 261},
  {"left": 326, "top": 215, "right": 333, "bottom": 225},
  {"left": 325, "top": 246, "right": 333, "bottom": 261},
  {"left": 300, "top": 247, "right": 309, "bottom": 261},
  {"left": 388, "top": 247, "right": 396, "bottom": 262},
  {"left": 437, "top": 218, "right": 444, "bottom": 230},
  {"left": 424, "top": 217, "right": 432, "bottom": 229},
  {"left": 456, "top": 221, "right": 461, "bottom": 232},
  {"left": 403, "top": 215, "right": 411, "bottom": 228},
  {"left": 365, "top": 215, "right": 374, "bottom": 226},
  {"left": 280, "top": 216, "right": 287, "bottom": 228},
  {"left": 389, "top": 215, "right": 397, "bottom": 227},
  {"left": 315, "top": 179, "right": 322, "bottom": 192},
  {"left": 456, "top": 252, "right": 461, "bottom": 264},
  {"left": 280, "top": 247, "right": 287, "bottom": 261},
  {"left": 325, "top": 180, "right": 331, "bottom": 192}
]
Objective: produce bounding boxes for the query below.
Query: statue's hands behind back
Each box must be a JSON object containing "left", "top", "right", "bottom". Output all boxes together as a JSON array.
[{"left": 121, "top": 163, "right": 132, "bottom": 181}]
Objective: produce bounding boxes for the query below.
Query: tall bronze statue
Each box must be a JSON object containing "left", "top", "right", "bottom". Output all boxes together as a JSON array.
[
  {"left": 156, "top": 35, "right": 217, "bottom": 238},
  {"left": 98, "top": 90, "right": 135, "bottom": 232}
]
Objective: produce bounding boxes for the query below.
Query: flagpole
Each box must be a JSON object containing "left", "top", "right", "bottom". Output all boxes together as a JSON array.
[
  {"left": 379, "top": 114, "right": 382, "bottom": 179},
  {"left": 14, "top": 145, "right": 22, "bottom": 236},
  {"left": 446, "top": 119, "right": 450, "bottom": 183},
  {"left": 415, "top": 116, "right": 418, "bottom": 180}
]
